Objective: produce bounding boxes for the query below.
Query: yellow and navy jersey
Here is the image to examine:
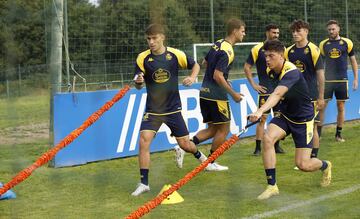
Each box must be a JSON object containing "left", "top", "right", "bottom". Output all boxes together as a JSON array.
[
  {"left": 285, "top": 42, "right": 324, "bottom": 100},
  {"left": 268, "top": 61, "right": 314, "bottom": 122},
  {"left": 134, "top": 47, "right": 196, "bottom": 114},
  {"left": 246, "top": 42, "right": 275, "bottom": 94},
  {"left": 200, "top": 39, "right": 234, "bottom": 101},
  {"left": 319, "top": 37, "right": 355, "bottom": 81}
]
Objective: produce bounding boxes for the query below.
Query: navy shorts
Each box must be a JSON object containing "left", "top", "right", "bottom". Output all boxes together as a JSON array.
[
  {"left": 200, "top": 98, "right": 231, "bottom": 124},
  {"left": 270, "top": 114, "right": 314, "bottom": 148},
  {"left": 324, "top": 81, "right": 348, "bottom": 101},
  {"left": 140, "top": 111, "right": 189, "bottom": 138}
]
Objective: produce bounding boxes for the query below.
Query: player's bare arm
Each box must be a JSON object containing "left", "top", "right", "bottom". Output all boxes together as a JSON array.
[
  {"left": 316, "top": 68, "right": 325, "bottom": 110},
  {"left": 248, "top": 85, "right": 287, "bottom": 122},
  {"left": 183, "top": 63, "right": 200, "bottom": 87},
  {"left": 350, "top": 55, "right": 358, "bottom": 90},
  {"left": 244, "top": 62, "right": 267, "bottom": 93},
  {"left": 213, "top": 69, "right": 243, "bottom": 102}
]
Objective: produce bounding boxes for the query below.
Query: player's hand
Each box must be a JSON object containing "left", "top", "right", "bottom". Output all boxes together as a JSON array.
[
  {"left": 317, "top": 99, "right": 325, "bottom": 110},
  {"left": 248, "top": 111, "right": 262, "bottom": 122},
  {"left": 232, "top": 93, "right": 244, "bottom": 103},
  {"left": 134, "top": 73, "right": 144, "bottom": 84},
  {"left": 182, "top": 76, "right": 196, "bottom": 87},
  {"left": 353, "top": 80, "right": 358, "bottom": 91},
  {"left": 253, "top": 84, "right": 267, "bottom": 94}
]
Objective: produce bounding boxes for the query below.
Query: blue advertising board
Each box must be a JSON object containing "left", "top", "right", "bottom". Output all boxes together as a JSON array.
[{"left": 53, "top": 73, "right": 359, "bottom": 167}]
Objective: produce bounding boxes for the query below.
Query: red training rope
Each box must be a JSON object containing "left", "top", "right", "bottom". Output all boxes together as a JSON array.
[
  {"left": 0, "top": 85, "right": 130, "bottom": 196},
  {"left": 126, "top": 134, "right": 239, "bottom": 219}
]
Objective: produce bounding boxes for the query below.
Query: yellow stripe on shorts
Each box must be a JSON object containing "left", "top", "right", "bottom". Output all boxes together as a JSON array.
[
  {"left": 306, "top": 120, "right": 314, "bottom": 145},
  {"left": 216, "top": 100, "right": 229, "bottom": 119}
]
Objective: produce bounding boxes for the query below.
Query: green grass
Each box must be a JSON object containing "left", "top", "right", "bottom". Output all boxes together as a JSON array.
[
  {"left": 0, "top": 120, "right": 359, "bottom": 218},
  {"left": 0, "top": 92, "right": 49, "bottom": 129}
]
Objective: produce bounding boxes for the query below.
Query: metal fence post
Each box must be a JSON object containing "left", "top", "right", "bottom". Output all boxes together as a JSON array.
[
  {"left": 210, "top": 0, "right": 214, "bottom": 43},
  {"left": 304, "top": 0, "right": 308, "bottom": 22},
  {"left": 345, "top": 0, "right": 349, "bottom": 38},
  {"left": 6, "top": 80, "right": 10, "bottom": 98},
  {"left": 18, "top": 64, "right": 21, "bottom": 96}
]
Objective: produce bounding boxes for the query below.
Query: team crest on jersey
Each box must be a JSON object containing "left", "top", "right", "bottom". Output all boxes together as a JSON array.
[
  {"left": 304, "top": 48, "right": 309, "bottom": 54},
  {"left": 339, "top": 40, "right": 344, "bottom": 45},
  {"left": 329, "top": 48, "right": 341, "bottom": 58},
  {"left": 153, "top": 68, "right": 170, "bottom": 83},
  {"left": 326, "top": 41, "right": 331, "bottom": 45},
  {"left": 290, "top": 49, "right": 294, "bottom": 53},
  {"left": 212, "top": 44, "right": 219, "bottom": 51},
  {"left": 295, "top": 60, "right": 306, "bottom": 72},
  {"left": 148, "top": 57, "right": 154, "bottom": 62},
  {"left": 166, "top": 53, "right": 173, "bottom": 60}
]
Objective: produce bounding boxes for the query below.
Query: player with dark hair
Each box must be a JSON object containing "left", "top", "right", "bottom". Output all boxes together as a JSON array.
[
  {"left": 286, "top": 20, "right": 325, "bottom": 159},
  {"left": 249, "top": 40, "right": 332, "bottom": 200},
  {"left": 131, "top": 23, "right": 209, "bottom": 196},
  {"left": 318, "top": 20, "right": 358, "bottom": 142},
  {"left": 244, "top": 23, "right": 285, "bottom": 156},
  {"left": 189, "top": 18, "right": 246, "bottom": 171}
]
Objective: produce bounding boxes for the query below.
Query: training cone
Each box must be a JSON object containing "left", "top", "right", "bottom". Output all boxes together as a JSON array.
[
  {"left": 0, "top": 182, "right": 16, "bottom": 200},
  {"left": 158, "top": 184, "right": 184, "bottom": 204}
]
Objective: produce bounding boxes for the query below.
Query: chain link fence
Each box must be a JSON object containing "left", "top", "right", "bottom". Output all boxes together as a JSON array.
[{"left": 1, "top": 0, "right": 359, "bottom": 96}]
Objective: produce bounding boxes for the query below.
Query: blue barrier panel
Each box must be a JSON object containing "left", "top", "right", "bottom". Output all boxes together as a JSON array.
[{"left": 53, "top": 73, "right": 359, "bottom": 167}]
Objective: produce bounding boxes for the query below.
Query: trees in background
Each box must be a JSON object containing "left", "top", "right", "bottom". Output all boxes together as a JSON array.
[{"left": 0, "top": 0, "right": 358, "bottom": 81}]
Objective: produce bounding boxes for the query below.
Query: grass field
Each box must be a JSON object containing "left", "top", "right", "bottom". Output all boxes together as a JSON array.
[{"left": 0, "top": 94, "right": 359, "bottom": 219}]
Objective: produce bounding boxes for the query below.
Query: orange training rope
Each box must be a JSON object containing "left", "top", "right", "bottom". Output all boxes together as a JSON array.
[
  {"left": 126, "top": 134, "right": 239, "bottom": 219},
  {"left": 0, "top": 85, "right": 130, "bottom": 196}
]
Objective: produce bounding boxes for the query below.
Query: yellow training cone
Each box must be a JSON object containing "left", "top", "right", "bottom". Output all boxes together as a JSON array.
[{"left": 158, "top": 184, "right": 184, "bottom": 204}]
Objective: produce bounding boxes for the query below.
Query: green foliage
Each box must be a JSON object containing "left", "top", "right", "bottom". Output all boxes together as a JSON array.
[{"left": 1, "top": 0, "right": 360, "bottom": 85}]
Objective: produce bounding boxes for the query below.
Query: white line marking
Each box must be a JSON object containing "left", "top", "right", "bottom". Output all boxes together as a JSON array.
[{"left": 242, "top": 184, "right": 360, "bottom": 219}]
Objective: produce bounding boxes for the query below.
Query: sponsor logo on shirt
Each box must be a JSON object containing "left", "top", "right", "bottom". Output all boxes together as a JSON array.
[
  {"left": 295, "top": 60, "right": 306, "bottom": 72},
  {"left": 152, "top": 68, "right": 170, "bottom": 83},
  {"left": 200, "top": 87, "right": 210, "bottom": 93},
  {"left": 328, "top": 48, "right": 341, "bottom": 59}
]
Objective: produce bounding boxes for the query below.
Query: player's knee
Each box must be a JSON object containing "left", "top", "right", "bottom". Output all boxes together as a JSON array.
[
  {"left": 263, "top": 133, "right": 275, "bottom": 149},
  {"left": 216, "top": 125, "right": 229, "bottom": 137},
  {"left": 178, "top": 139, "right": 195, "bottom": 153},
  {"left": 337, "top": 107, "right": 345, "bottom": 113},
  {"left": 139, "top": 135, "right": 151, "bottom": 147},
  {"left": 295, "top": 160, "right": 310, "bottom": 171}
]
